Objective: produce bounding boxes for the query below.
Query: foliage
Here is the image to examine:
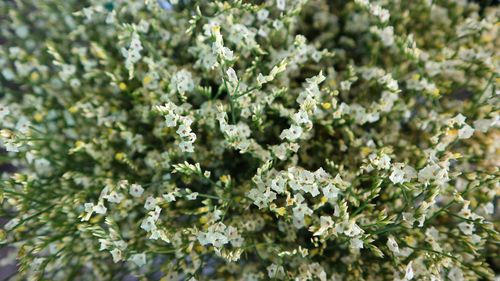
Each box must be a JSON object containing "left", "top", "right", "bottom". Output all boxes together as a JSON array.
[{"left": 0, "top": 0, "right": 499, "bottom": 280}]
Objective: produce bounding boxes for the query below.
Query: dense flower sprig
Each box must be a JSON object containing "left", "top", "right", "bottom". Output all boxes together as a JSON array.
[{"left": 0, "top": 0, "right": 499, "bottom": 280}]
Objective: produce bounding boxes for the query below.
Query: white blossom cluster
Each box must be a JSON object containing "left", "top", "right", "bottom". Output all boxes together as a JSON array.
[{"left": 0, "top": 0, "right": 499, "bottom": 280}]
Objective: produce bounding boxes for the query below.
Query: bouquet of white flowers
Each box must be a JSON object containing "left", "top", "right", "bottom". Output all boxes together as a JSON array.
[{"left": 0, "top": 0, "right": 498, "bottom": 280}]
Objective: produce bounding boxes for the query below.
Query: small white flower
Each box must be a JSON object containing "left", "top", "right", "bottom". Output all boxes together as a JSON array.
[
  {"left": 257, "top": 9, "right": 269, "bottom": 21},
  {"left": 448, "top": 113, "right": 467, "bottom": 126},
  {"left": 280, "top": 125, "right": 303, "bottom": 141},
  {"left": 313, "top": 216, "right": 334, "bottom": 236},
  {"left": 186, "top": 192, "right": 198, "bottom": 200},
  {"left": 447, "top": 267, "right": 464, "bottom": 281},
  {"left": 404, "top": 261, "right": 414, "bottom": 280},
  {"left": 458, "top": 221, "right": 475, "bottom": 235},
  {"left": 140, "top": 216, "right": 157, "bottom": 232},
  {"left": 267, "top": 264, "right": 285, "bottom": 279},
  {"left": 144, "top": 196, "right": 157, "bottom": 210},
  {"left": 110, "top": 248, "right": 123, "bottom": 263},
  {"left": 418, "top": 164, "right": 440, "bottom": 183},
  {"left": 129, "top": 184, "right": 144, "bottom": 197},
  {"left": 179, "top": 141, "right": 194, "bottom": 153},
  {"left": 176, "top": 124, "right": 192, "bottom": 138},
  {"left": 343, "top": 220, "right": 363, "bottom": 237},
  {"left": 164, "top": 113, "right": 178, "bottom": 127},
  {"left": 276, "top": 0, "right": 285, "bottom": 11},
  {"left": 389, "top": 166, "right": 406, "bottom": 184},
  {"left": 226, "top": 67, "right": 238, "bottom": 86},
  {"left": 171, "top": 70, "right": 195, "bottom": 94},
  {"left": 292, "top": 110, "right": 311, "bottom": 126},
  {"left": 82, "top": 203, "right": 94, "bottom": 221},
  {"left": 458, "top": 124, "right": 474, "bottom": 139},
  {"left": 322, "top": 183, "right": 339, "bottom": 200},
  {"left": 15, "top": 117, "right": 31, "bottom": 134},
  {"left": 340, "top": 80, "right": 352, "bottom": 91},
  {"left": 93, "top": 202, "right": 107, "bottom": 215},
  {"left": 220, "top": 47, "right": 234, "bottom": 61},
  {"left": 4, "top": 140, "right": 20, "bottom": 153},
  {"left": 386, "top": 236, "right": 400, "bottom": 254},
  {"left": 350, "top": 237, "right": 364, "bottom": 250},
  {"left": 129, "top": 253, "right": 146, "bottom": 267},
  {"left": 0, "top": 103, "right": 10, "bottom": 119},
  {"left": 483, "top": 202, "right": 494, "bottom": 215},
  {"left": 163, "top": 193, "right": 176, "bottom": 202},
  {"left": 473, "top": 117, "right": 497, "bottom": 133},
  {"left": 270, "top": 177, "right": 286, "bottom": 193},
  {"left": 104, "top": 191, "right": 124, "bottom": 204},
  {"left": 374, "top": 26, "right": 394, "bottom": 47},
  {"left": 4, "top": 218, "right": 20, "bottom": 231}
]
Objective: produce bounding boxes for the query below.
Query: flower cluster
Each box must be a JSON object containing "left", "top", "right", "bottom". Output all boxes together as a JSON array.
[{"left": 0, "top": 0, "right": 499, "bottom": 280}]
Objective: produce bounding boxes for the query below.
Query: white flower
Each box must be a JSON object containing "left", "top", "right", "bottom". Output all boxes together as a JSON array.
[
  {"left": 186, "top": 192, "right": 198, "bottom": 200},
  {"left": 404, "top": 261, "right": 414, "bottom": 280},
  {"left": 34, "top": 158, "right": 51, "bottom": 175},
  {"left": 448, "top": 113, "right": 467, "bottom": 126},
  {"left": 129, "top": 184, "right": 144, "bottom": 197},
  {"left": 171, "top": 70, "right": 195, "bottom": 94},
  {"left": 257, "top": 73, "right": 268, "bottom": 86},
  {"left": 386, "top": 236, "right": 400, "bottom": 254},
  {"left": 276, "top": 0, "right": 285, "bottom": 11},
  {"left": 267, "top": 264, "right": 285, "bottom": 279},
  {"left": 15, "top": 117, "right": 31, "bottom": 134},
  {"left": 59, "top": 64, "right": 76, "bottom": 81},
  {"left": 151, "top": 206, "right": 162, "bottom": 221},
  {"left": 343, "top": 220, "right": 363, "bottom": 237},
  {"left": 374, "top": 26, "right": 394, "bottom": 47},
  {"left": 123, "top": 32, "right": 143, "bottom": 78},
  {"left": 447, "top": 267, "right": 464, "bottom": 281},
  {"left": 179, "top": 141, "right": 194, "bottom": 153},
  {"left": 140, "top": 216, "right": 157, "bottom": 232},
  {"left": 93, "top": 202, "right": 107, "bottom": 215},
  {"left": 418, "top": 163, "right": 440, "bottom": 183},
  {"left": 149, "top": 229, "right": 170, "bottom": 242},
  {"left": 163, "top": 192, "right": 176, "bottom": 202},
  {"left": 3, "top": 140, "right": 20, "bottom": 153},
  {"left": 322, "top": 183, "right": 339, "bottom": 200},
  {"left": 389, "top": 166, "right": 406, "bottom": 184},
  {"left": 313, "top": 216, "right": 334, "bottom": 236},
  {"left": 473, "top": 117, "right": 498, "bottom": 133},
  {"left": 104, "top": 191, "right": 124, "bottom": 204},
  {"left": 270, "top": 177, "right": 286, "bottom": 193},
  {"left": 220, "top": 47, "right": 234, "bottom": 61},
  {"left": 129, "top": 253, "right": 146, "bottom": 267},
  {"left": 458, "top": 221, "right": 475, "bottom": 235},
  {"left": 197, "top": 224, "right": 230, "bottom": 248},
  {"left": 292, "top": 202, "right": 313, "bottom": 220},
  {"left": 340, "top": 80, "right": 352, "bottom": 91},
  {"left": 31, "top": 258, "right": 45, "bottom": 271},
  {"left": 458, "top": 124, "right": 474, "bottom": 139},
  {"left": 280, "top": 125, "right": 303, "bottom": 141},
  {"left": 483, "top": 202, "right": 494, "bottom": 215},
  {"left": 378, "top": 74, "right": 399, "bottom": 92},
  {"left": 257, "top": 9, "right": 269, "bottom": 21},
  {"left": 350, "top": 237, "right": 364, "bottom": 250},
  {"left": 82, "top": 203, "right": 94, "bottom": 221},
  {"left": 0, "top": 103, "right": 10, "bottom": 119},
  {"left": 176, "top": 124, "right": 192, "bottom": 138},
  {"left": 4, "top": 218, "right": 20, "bottom": 231},
  {"left": 144, "top": 196, "right": 157, "bottom": 210},
  {"left": 110, "top": 248, "right": 123, "bottom": 263},
  {"left": 292, "top": 110, "right": 311, "bottom": 126},
  {"left": 226, "top": 67, "right": 238, "bottom": 86},
  {"left": 225, "top": 225, "right": 244, "bottom": 247}
]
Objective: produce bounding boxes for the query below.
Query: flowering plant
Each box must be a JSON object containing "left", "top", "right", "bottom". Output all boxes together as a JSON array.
[{"left": 0, "top": 0, "right": 499, "bottom": 280}]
